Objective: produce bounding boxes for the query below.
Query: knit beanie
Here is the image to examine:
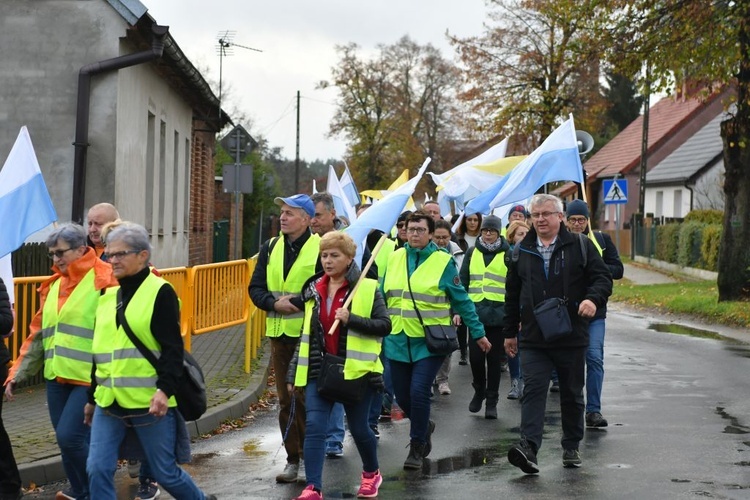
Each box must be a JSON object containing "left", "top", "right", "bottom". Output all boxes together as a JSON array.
[
  {"left": 566, "top": 199, "right": 590, "bottom": 219},
  {"left": 480, "top": 215, "right": 503, "bottom": 233}
]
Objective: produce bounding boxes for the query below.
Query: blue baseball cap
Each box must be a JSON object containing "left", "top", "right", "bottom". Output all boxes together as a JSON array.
[{"left": 274, "top": 194, "right": 315, "bottom": 218}]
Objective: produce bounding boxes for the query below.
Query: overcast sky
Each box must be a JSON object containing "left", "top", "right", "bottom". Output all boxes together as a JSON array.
[{"left": 145, "top": 0, "right": 490, "bottom": 162}]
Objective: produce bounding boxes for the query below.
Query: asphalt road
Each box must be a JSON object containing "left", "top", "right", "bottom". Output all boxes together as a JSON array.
[{"left": 25, "top": 304, "right": 750, "bottom": 499}]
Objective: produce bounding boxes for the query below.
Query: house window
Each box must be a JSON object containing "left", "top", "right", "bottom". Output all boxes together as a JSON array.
[
  {"left": 145, "top": 112, "right": 155, "bottom": 232},
  {"left": 674, "top": 189, "right": 682, "bottom": 218},
  {"left": 655, "top": 191, "right": 663, "bottom": 219},
  {"left": 158, "top": 120, "right": 167, "bottom": 235},
  {"left": 604, "top": 203, "right": 610, "bottom": 222},
  {"left": 173, "top": 131, "right": 179, "bottom": 233}
]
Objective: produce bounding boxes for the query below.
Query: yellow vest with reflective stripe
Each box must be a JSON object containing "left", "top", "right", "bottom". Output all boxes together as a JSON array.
[
  {"left": 92, "top": 274, "right": 177, "bottom": 409},
  {"left": 41, "top": 270, "right": 98, "bottom": 382},
  {"left": 589, "top": 231, "right": 604, "bottom": 256},
  {"left": 374, "top": 238, "right": 396, "bottom": 285},
  {"left": 294, "top": 278, "right": 383, "bottom": 387},
  {"left": 265, "top": 234, "right": 320, "bottom": 338},
  {"left": 468, "top": 249, "right": 507, "bottom": 302},
  {"left": 383, "top": 248, "right": 452, "bottom": 337}
]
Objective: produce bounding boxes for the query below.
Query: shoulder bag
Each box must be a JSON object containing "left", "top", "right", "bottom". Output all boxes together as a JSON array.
[
  {"left": 531, "top": 241, "right": 574, "bottom": 341},
  {"left": 116, "top": 291, "right": 207, "bottom": 421}
]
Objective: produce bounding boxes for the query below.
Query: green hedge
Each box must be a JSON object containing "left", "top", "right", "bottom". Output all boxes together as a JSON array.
[
  {"left": 684, "top": 209, "right": 723, "bottom": 225},
  {"left": 654, "top": 221, "right": 722, "bottom": 271}
]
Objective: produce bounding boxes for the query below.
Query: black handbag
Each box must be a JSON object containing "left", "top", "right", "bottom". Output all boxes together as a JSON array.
[
  {"left": 116, "top": 293, "right": 207, "bottom": 421},
  {"left": 533, "top": 297, "right": 572, "bottom": 341},
  {"left": 316, "top": 352, "right": 368, "bottom": 405},
  {"left": 406, "top": 262, "right": 458, "bottom": 356}
]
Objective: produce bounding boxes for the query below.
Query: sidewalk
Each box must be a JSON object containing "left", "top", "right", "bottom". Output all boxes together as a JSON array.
[
  {"left": 5, "top": 324, "right": 271, "bottom": 487},
  {"left": 622, "top": 261, "right": 678, "bottom": 285}
]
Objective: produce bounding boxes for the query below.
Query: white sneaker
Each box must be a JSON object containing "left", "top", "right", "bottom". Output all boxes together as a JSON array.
[
  {"left": 297, "top": 459, "right": 306, "bottom": 483},
  {"left": 438, "top": 382, "right": 451, "bottom": 395}
]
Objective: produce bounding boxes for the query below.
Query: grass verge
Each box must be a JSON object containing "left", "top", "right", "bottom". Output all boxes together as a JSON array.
[{"left": 613, "top": 279, "right": 750, "bottom": 328}]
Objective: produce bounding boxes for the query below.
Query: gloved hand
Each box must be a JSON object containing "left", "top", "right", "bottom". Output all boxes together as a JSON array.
[{"left": 368, "top": 373, "right": 385, "bottom": 393}]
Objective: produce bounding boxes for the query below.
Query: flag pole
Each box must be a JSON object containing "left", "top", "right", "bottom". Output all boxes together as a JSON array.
[{"left": 327, "top": 232, "right": 389, "bottom": 335}]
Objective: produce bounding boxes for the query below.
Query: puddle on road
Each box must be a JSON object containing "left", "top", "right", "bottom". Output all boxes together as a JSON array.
[
  {"left": 716, "top": 406, "right": 750, "bottom": 435},
  {"left": 242, "top": 438, "right": 270, "bottom": 459},
  {"left": 395, "top": 445, "right": 505, "bottom": 478},
  {"left": 648, "top": 322, "right": 725, "bottom": 340}
]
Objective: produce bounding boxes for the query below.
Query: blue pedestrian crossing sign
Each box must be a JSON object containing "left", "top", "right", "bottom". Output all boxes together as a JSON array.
[{"left": 602, "top": 179, "right": 627, "bottom": 204}]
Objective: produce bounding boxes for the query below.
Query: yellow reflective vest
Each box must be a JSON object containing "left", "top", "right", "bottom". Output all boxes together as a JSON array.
[
  {"left": 383, "top": 248, "right": 452, "bottom": 337},
  {"left": 265, "top": 234, "right": 321, "bottom": 338},
  {"left": 589, "top": 231, "right": 604, "bottom": 256},
  {"left": 374, "top": 238, "right": 396, "bottom": 285},
  {"left": 295, "top": 278, "right": 383, "bottom": 386},
  {"left": 468, "top": 250, "right": 508, "bottom": 302},
  {"left": 92, "top": 273, "right": 177, "bottom": 409},
  {"left": 41, "top": 270, "right": 98, "bottom": 382}
]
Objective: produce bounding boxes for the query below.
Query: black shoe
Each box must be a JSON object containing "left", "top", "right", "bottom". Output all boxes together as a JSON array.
[
  {"left": 423, "top": 420, "right": 436, "bottom": 457},
  {"left": 508, "top": 440, "right": 539, "bottom": 474},
  {"left": 371, "top": 424, "right": 381, "bottom": 439},
  {"left": 563, "top": 448, "right": 582, "bottom": 468},
  {"left": 485, "top": 393, "right": 498, "bottom": 420},
  {"left": 469, "top": 384, "right": 485, "bottom": 413},
  {"left": 549, "top": 380, "right": 560, "bottom": 393},
  {"left": 379, "top": 406, "right": 392, "bottom": 422},
  {"left": 459, "top": 349, "right": 468, "bottom": 365},
  {"left": 586, "top": 412, "right": 608, "bottom": 428},
  {"left": 404, "top": 440, "right": 426, "bottom": 470}
]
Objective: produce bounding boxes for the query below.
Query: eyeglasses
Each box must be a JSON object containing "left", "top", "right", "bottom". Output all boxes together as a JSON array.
[
  {"left": 47, "top": 248, "right": 75, "bottom": 260},
  {"left": 433, "top": 235, "right": 451, "bottom": 241},
  {"left": 530, "top": 211, "right": 560, "bottom": 220},
  {"left": 567, "top": 217, "right": 588, "bottom": 225},
  {"left": 104, "top": 250, "right": 140, "bottom": 261},
  {"left": 407, "top": 227, "right": 428, "bottom": 235},
  {"left": 480, "top": 228, "right": 498, "bottom": 234}
]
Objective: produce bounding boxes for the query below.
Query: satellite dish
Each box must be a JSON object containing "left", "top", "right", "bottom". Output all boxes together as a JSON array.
[{"left": 576, "top": 130, "right": 594, "bottom": 156}]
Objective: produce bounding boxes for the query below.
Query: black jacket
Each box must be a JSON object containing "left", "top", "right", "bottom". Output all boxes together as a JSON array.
[
  {"left": 459, "top": 236, "right": 510, "bottom": 327},
  {"left": 0, "top": 277, "right": 13, "bottom": 366},
  {"left": 503, "top": 223, "right": 612, "bottom": 348},
  {"left": 286, "top": 262, "right": 391, "bottom": 386}
]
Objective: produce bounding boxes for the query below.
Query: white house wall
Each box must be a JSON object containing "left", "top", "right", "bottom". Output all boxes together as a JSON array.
[
  {"left": 115, "top": 57, "right": 193, "bottom": 268},
  {"left": 692, "top": 163, "right": 725, "bottom": 211},
  {"left": 644, "top": 186, "right": 692, "bottom": 219}
]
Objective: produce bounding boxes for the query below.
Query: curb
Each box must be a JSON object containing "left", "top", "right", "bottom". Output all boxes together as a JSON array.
[{"left": 18, "top": 344, "right": 272, "bottom": 488}]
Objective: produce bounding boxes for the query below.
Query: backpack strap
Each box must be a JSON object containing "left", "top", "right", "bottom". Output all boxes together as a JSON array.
[{"left": 267, "top": 236, "right": 280, "bottom": 259}]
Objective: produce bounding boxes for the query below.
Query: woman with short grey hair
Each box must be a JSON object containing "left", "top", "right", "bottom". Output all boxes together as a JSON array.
[
  {"left": 85, "top": 221, "right": 216, "bottom": 500},
  {"left": 6, "top": 222, "right": 118, "bottom": 500}
]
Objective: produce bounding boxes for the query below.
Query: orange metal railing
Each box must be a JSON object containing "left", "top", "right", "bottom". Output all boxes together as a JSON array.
[{"left": 7, "top": 257, "right": 266, "bottom": 373}]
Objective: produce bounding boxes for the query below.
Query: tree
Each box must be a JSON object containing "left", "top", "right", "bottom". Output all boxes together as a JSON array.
[
  {"left": 605, "top": 0, "right": 750, "bottom": 301},
  {"left": 450, "top": 0, "right": 611, "bottom": 150},
  {"left": 603, "top": 70, "right": 644, "bottom": 133},
  {"left": 320, "top": 36, "right": 460, "bottom": 190}
]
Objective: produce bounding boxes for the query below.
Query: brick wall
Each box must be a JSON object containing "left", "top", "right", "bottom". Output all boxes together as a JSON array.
[{"left": 189, "top": 122, "right": 216, "bottom": 266}]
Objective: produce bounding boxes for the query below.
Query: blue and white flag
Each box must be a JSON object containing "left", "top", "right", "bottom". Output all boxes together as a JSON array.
[
  {"left": 0, "top": 126, "right": 58, "bottom": 258},
  {"left": 346, "top": 158, "right": 431, "bottom": 267},
  {"left": 464, "top": 115, "right": 584, "bottom": 216},
  {"left": 326, "top": 165, "right": 357, "bottom": 225},
  {"left": 340, "top": 162, "right": 360, "bottom": 208}
]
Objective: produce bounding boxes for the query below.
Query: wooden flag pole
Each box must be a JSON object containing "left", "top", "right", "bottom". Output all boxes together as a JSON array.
[{"left": 327, "top": 232, "right": 389, "bottom": 335}]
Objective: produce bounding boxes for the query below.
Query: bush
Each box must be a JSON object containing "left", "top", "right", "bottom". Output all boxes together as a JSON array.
[
  {"left": 684, "top": 209, "right": 724, "bottom": 224},
  {"left": 677, "top": 222, "right": 705, "bottom": 268},
  {"left": 700, "top": 224, "right": 722, "bottom": 271},
  {"left": 655, "top": 224, "right": 680, "bottom": 263}
]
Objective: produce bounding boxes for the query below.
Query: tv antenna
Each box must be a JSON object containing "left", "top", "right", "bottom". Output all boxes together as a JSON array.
[{"left": 216, "top": 31, "right": 262, "bottom": 119}]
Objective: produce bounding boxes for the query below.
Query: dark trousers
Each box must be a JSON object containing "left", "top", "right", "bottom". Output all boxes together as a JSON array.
[
  {"left": 271, "top": 338, "right": 306, "bottom": 464},
  {"left": 389, "top": 356, "right": 444, "bottom": 443},
  {"left": 0, "top": 364, "right": 21, "bottom": 496},
  {"left": 520, "top": 347, "right": 585, "bottom": 453},
  {"left": 457, "top": 324, "right": 468, "bottom": 354},
  {"left": 469, "top": 326, "right": 506, "bottom": 394}
]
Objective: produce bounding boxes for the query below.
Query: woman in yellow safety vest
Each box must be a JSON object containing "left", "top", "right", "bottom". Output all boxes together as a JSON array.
[
  {"left": 459, "top": 215, "right": 510, "bottom": 420},
  {"left": 83, "top": 222, "right": 216, "bottom": 500},
  {"left": 4, "top": 223, "right": 118, "bottom": 500},
  {"left": 287, "top": 231, "right": 391, "bottom": 500}
]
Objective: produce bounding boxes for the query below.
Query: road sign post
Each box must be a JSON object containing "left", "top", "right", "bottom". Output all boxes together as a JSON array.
[
  {"left": 602, "top": 178, "right": 628, "bottom": 252},
  {"left": 220, "top": 125, "right": 257, "bottom": 260}
]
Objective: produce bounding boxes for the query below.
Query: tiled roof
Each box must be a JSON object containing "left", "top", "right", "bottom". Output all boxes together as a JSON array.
[
  {"left": 646, "top": 110, "right": 728, "bottom": 184},
  {"left": 585, "top": 94, "right": 708, "bottom": 180}
]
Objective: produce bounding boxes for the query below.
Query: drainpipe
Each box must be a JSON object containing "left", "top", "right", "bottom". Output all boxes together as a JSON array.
[
  {"left": 71, "top": 24, "right": 169, "bottom": 223},
  {"left": 685, "top": 181, "right": 694, "bottom": 213}
]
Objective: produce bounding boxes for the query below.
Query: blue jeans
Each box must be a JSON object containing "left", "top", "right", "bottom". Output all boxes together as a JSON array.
[
  {"left": 87, "top": 407, "right": 206, "bottom": 500},
  {"left": 369, "top": 355, "right": 393, "bottom": 426},
  {"left": 586, "top": 318, "right": 606, "bottom": 413},
  {"left": 46, "top": 380, "right": 90, "bottom": 499},
  {"left": 389, "top": 356, "right": 444, "bottom": 443},
  {"left": 304, "top": 380, "right": 378, "bottom": 490},
  {"left": 326, "top": 403, "right": 345, "bottom": 447},
  {"left": 508, "top": 333, "right": 522, "bottom": 380}
]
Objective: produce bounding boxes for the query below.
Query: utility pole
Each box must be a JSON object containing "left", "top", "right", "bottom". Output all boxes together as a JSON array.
[
  {"left": 295, "top": 90, "right": 301, "bottom": 193},
  {"left": 638, "top": 66, "right": 650, "bottom": 218}
]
